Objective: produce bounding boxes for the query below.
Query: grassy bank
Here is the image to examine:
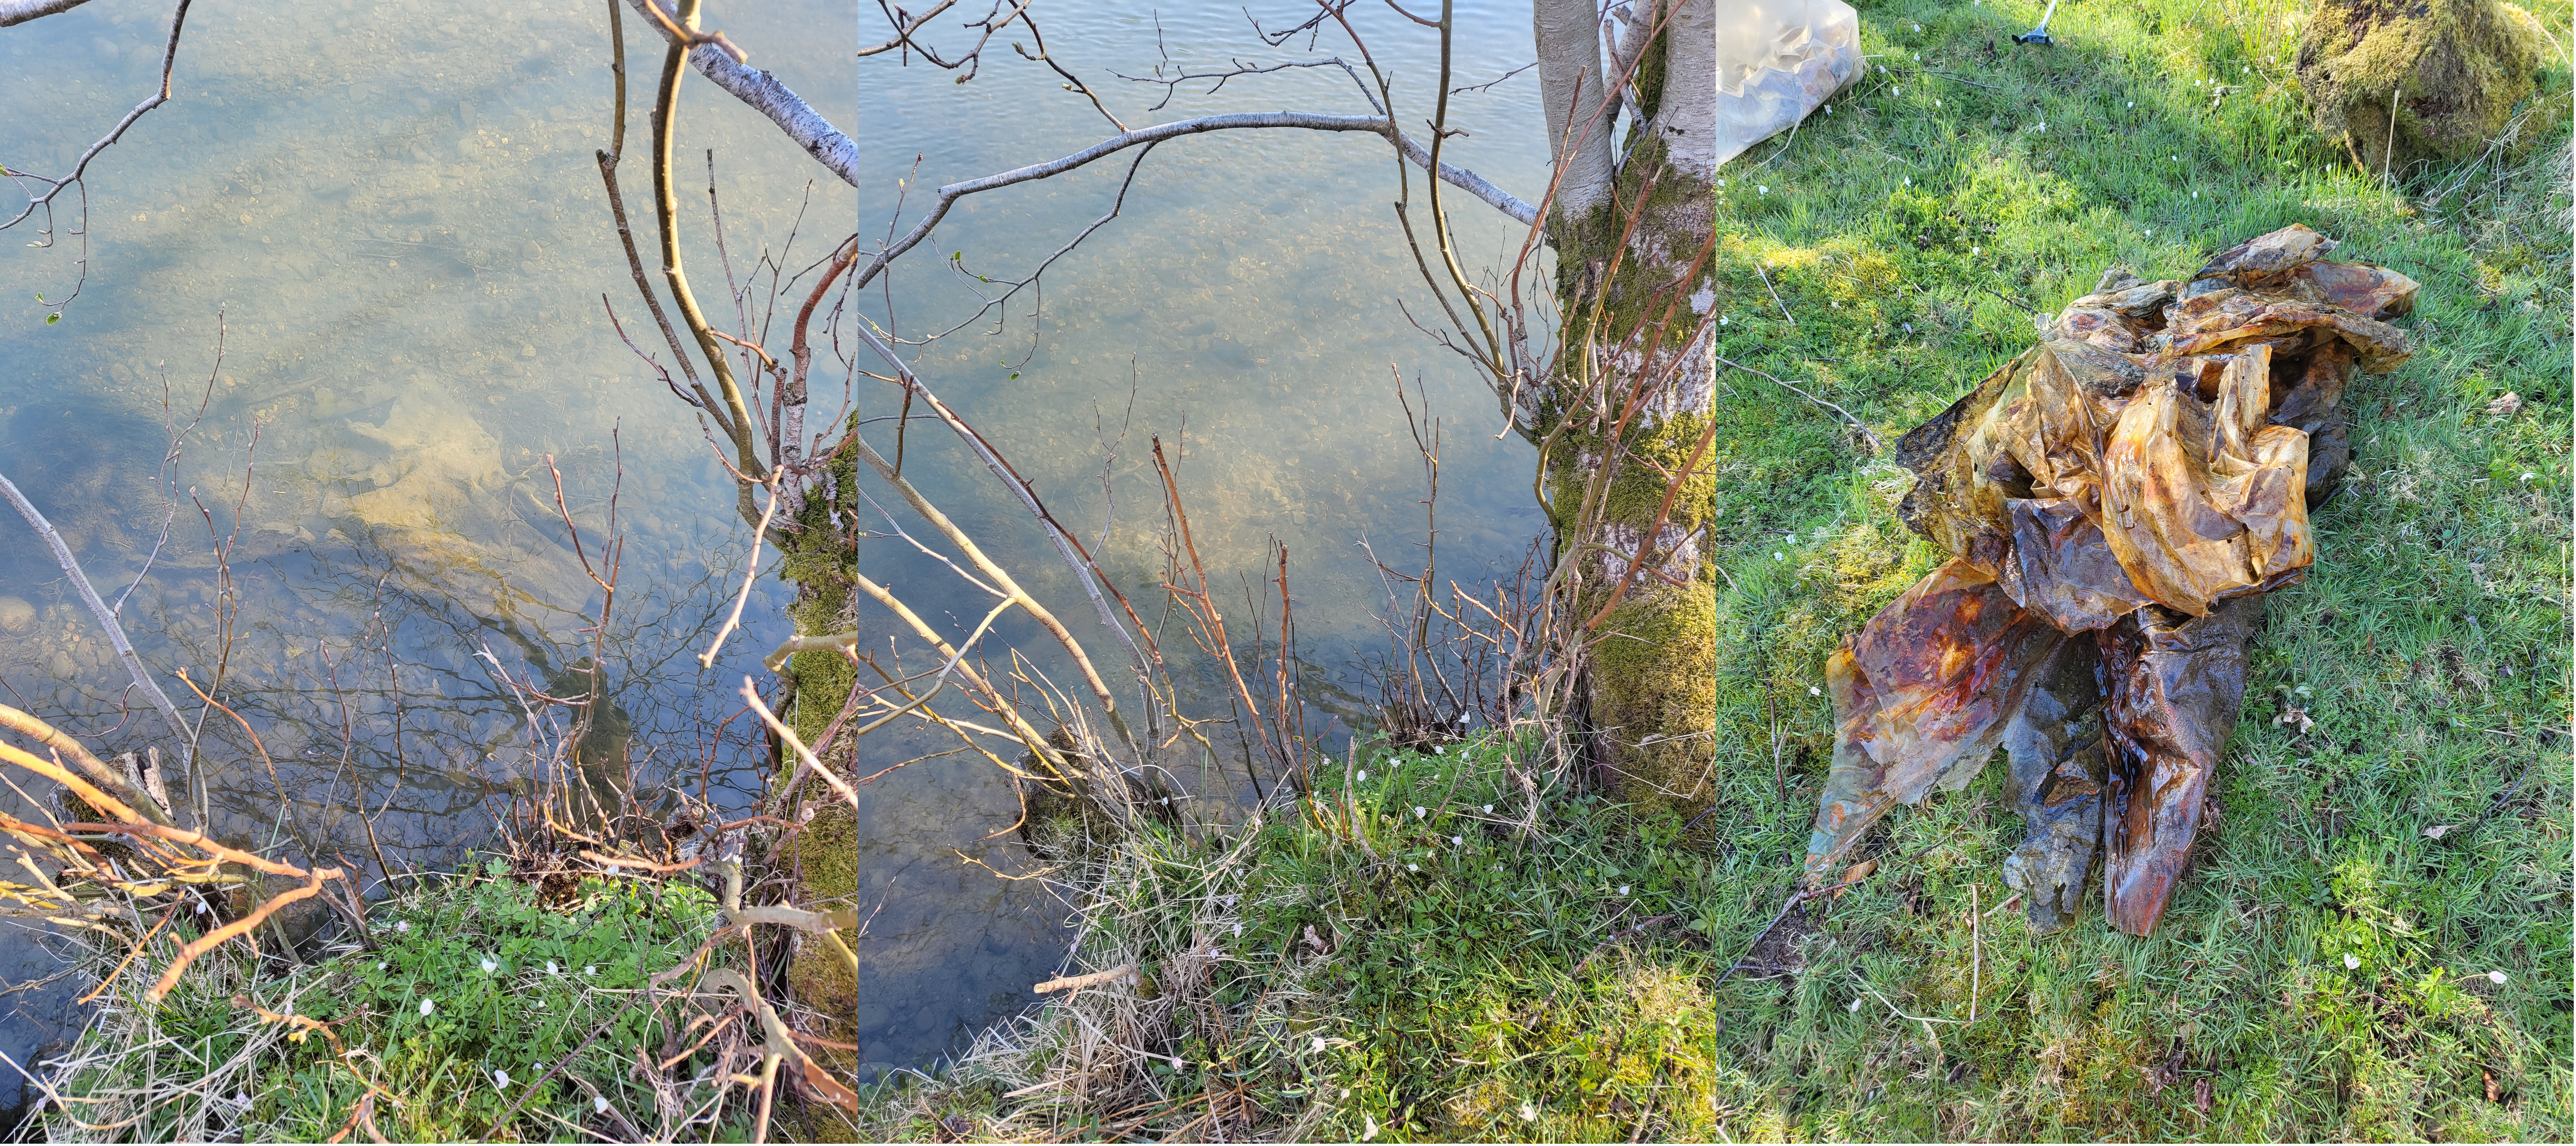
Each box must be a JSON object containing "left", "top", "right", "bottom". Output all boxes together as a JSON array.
[
  {"left": 851, "top": 0, "right": 2570, "bottom": 1140},
  {"left": 38, "top": 866, "right": 747, "bottom": 1143}
]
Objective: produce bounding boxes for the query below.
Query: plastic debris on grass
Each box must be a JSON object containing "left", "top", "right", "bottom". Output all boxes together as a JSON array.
[
  {"left": 1805, "top": 224, "right": 2420, "bottom": 936},
  {"left": 1711, "top": 1, "right": 1861, "bottom": 168}
]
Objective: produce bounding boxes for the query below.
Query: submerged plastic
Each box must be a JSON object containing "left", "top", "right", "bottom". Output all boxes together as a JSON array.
[{"left": 1807, "top": 225, "right": 2416, "bottom": 934}]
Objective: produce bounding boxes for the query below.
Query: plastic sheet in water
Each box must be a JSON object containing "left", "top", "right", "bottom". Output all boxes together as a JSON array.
[{"left": 1806, "top": 225, "right": 2418, "bottom": 935}]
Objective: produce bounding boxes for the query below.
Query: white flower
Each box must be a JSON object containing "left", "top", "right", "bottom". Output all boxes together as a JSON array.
[
  {"left": 2522, "top": 473, "right": 2537, "bottom": 482},
  {"left": 1848, "top": 996, "right": 1863, "bottom": 1012},
  {"left": 1617, "top": 886, "right": 1630, "bottom": 896},
  {"left": 1894, "top": 85, "right": 1902, "bottom": 96},
  {"left": 1451, "top": 836, "right": 1463, "bottom": 847},
  {"left": 546, "top": 960, "right": 560, "bottom": 975},
  {"left": 586, "top": 966, "right": 597, "bottom": 976},
  {"left": 595, "top": 1096, "right": 611, "bottom": 1114},
  {"left": 1720, "top": 316, "right": 1730, "bottom": 325},
  {"left": 481, "top": 957, "right": 498, "bottom": 974},
  {"left": 196, "top": 899, "right": 209, "bottom": 916},
  {"left": 494, "top": 1069, "right": 511, "bottom": 1089},
  {"left": 1756, "top": 185, "right": 1769, "bottom": 195},
  {"left": 1432, "top": 745, "right": 1445, "bottom": 755},
  {"left": 395, "top": 920, "right": 410, "bottom": 933},
  {"left": 1520, "top": 1102, "right": 1538, "bottom": 1122},
  {"left": 1363, "top": 1113, "right": 1380, "bottom": 1141},
  {"left": 2489, "top": 970, "right": 2509, "bottom": 984},
  {"left": 1878, "top": 65, "right": 1887, "bottom": 75},
  {"left": 2343, "top": 953, "right": 2362, "bottom": 970},
  {"left": 1406, "top": 863, "right": 1419, "bottom": 872},
  {"left": 1902, "top": 176, "right": 1910, "bottom": 186},
  {"left": 2037, "top": 121, "right": 2047, "bottom": 132},
  {"left": 1413, "top": 806, "right": 1427, "bottom": 819},
  {"left": 1809, "top": 686, "right": 1822, "bottom": 696},
  {"left": 1482, "top": 805, "right": 1493, "bottom": 814},
  {"left": 1356, "top": 771, "right": 1367, "bottom": 783},
  {"left": 1824, "top": 104, "right": 1833, "bottom": 114},
  {"left": 2170, "top": 155, "right": 2179, "bottom": 162},
  {"left": 376, "top": 961, "right": 386, "bottom": 971},
  {"left": 534, "top": 1062, "right": 545, "bottom": 1071},
  {"left": 2128, "top": 101, "right": 2135, "bottom": 108},
  {"left": 1716, "top": 179, "right": 1726, "bottom": 187},
  {"left": 1774, "top": 552, "right": 1786, "bottom": 560},
  {"left": 1313, "top": 1036, "right": 1327, "bottom": 1053},
  {"left": 420, "top": 998, "right": 435, "bottom": 1016},
  {"left": 1232, "top": 922, "right": 1242, "bottom": 937},
  {"left": 2193, "top": 190, "right": 2200, "bottom": 199},
  {"left": 1933, "top": 99, "right": 1940, "bottom": 108},
  {"left": 2143, "top": 228, "right": 2152, "bottom": 236},
  {"left": 1971, "top": 246, "right": 1980, "bottom": 255}
]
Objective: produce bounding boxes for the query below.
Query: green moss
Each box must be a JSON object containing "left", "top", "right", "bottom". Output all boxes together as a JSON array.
[
  {"left": 1587, "top": 572, "right": 1717, "bottom": 812},
  {"left": 2296, "top": 0, "right": 2548, "bottom": 172}
]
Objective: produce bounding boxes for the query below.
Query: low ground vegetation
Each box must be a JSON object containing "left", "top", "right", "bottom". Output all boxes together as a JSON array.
[
  {"left": 37, "top": 866, "right": 755, "bottom": 1143},
  {"left": 853, "top": 0, "right": 2571, "bottom": 1139}
]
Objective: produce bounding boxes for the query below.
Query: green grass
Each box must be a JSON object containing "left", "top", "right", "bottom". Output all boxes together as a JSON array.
[
  {"left": 858, "top": 0, "right": 2571, "bottom": 1139},
  {"left": 42, "top": 865, "right": 738, "bottom": 1143}
]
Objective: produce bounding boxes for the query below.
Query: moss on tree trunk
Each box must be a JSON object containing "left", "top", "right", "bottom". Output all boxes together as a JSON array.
[{"left": 1543, "top": 138, "right": 1719, "bottom": 816}]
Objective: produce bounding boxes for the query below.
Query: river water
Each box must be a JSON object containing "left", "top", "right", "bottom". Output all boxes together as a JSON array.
[{"left": 0, "top": 0, "right": 1549, "bottom": 1084}]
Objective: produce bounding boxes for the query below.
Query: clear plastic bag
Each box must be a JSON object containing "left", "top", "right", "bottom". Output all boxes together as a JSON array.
[{"left": 1712, "top": 1, "right": 1861, "bottom": 167}]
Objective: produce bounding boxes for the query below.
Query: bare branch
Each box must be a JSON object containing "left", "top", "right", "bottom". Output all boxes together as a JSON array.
[
  {"left": 1, "top": 0, "right": 193, "bottom": 232},
  {"left": 0, "top": 470, "right": 193, "bottom": 786},
  {"left": 855, "top": 111, "right": 1535, "bottom": 294},
  {"left": 0, "top": 0, "right": 95, "bottom": 28}
]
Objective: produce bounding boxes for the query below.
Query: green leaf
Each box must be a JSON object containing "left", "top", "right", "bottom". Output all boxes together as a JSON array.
[{"left": 45, "top": 313, "right": 59, "bottom": 325}]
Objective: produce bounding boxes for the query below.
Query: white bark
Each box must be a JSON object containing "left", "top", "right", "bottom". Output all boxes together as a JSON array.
[
  {"left": 0, "top": 0, "right": 94, "bottom": 27},
  {"left": 1649, "top": 0, "right": 1720, "bottom": 180},
  {"left": 1533, "top": 0, "right": 1618, "bottom": 217}
]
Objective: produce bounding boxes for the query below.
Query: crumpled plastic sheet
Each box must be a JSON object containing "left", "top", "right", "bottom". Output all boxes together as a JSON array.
[
  {"left": 1713, "top": 1, "right": 1860, "bottom": 168},
  {"left": 1803, "top": 224, "right": 2418, "bottom": 934}
]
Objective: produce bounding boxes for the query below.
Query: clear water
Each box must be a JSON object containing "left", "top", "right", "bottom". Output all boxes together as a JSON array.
[{"left": 0, "top": 0, "right": 1548, "bottom": 1080}]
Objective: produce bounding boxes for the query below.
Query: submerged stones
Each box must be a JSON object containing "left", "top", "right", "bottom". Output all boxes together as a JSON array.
[{"left": 2295, "top": 0, "right": 2549, "bottom": 174}]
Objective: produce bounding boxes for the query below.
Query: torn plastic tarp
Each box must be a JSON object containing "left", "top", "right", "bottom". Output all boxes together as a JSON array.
[{"left": 1804, "top": 224, "right": 2418, "bottom": 935}]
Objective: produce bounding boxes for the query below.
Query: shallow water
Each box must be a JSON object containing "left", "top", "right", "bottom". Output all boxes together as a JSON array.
[{"left": 1, "top": 0, "right": 1549, "bottom": 1080}]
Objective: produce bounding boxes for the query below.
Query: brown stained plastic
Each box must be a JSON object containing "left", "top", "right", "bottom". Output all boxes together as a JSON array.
[
  {"left": 1808, "top": 225, "right": 2417, "bottom": 935},
  {"left": 1807, "top": 560, "right": 2066, "bottom": 872},
  {"left": 2098, "top": 597, "right": 2263, "bottom": 936},
  {"left": 1998, "top": 639, "right": 2104, "bottom": 934}
]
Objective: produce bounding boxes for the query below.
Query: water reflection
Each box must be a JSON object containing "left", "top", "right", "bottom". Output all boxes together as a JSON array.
[{"left": 3, "top": 0, "right": 1549, "bottom": 1077}]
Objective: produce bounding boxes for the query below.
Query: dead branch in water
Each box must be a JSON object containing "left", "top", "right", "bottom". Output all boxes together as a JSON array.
[{"left": 2, "top": 470, "right": 195, "bottom": 793}]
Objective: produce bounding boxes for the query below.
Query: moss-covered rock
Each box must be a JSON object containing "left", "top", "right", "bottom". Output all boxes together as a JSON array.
[{"left": 2295, "top": 0, "right": 2547, "bottom": 173}]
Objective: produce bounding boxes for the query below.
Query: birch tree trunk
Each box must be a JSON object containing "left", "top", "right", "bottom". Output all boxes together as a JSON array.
[{"left": 1537, "top": 0, "right": 1719, "bottom": 808}]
